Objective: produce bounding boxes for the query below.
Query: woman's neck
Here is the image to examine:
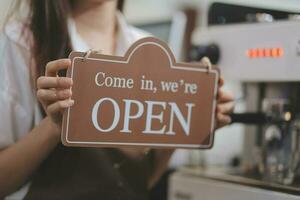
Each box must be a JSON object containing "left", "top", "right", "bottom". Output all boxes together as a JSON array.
[{"left": 71, "top": 1, "right": 118, "bottom": 53}]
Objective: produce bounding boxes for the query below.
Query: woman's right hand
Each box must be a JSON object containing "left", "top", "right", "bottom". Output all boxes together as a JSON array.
[{"left": 37, "top": 59, "right": 74, "bottom": 130}]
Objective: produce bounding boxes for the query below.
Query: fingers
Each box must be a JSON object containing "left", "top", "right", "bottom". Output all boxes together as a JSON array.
[
  {"left": 45, "top": 59, "right": 71, "bottom": 77},
  {"left": 215, "top": 102, "right": 234, "bottom": 129},
  {"left": 37, "top": 77, "right": 73, "bottom": 89},
  {"left": 216, "top": 113, "right": 232, "bottom": 128},
  {"left": 46, "top": 99, "right": 75, "bottom": 114},
  {"left": 215, "top": 92, "right": 235, "bottom": 129},
  {"left": 37, "top": 59, "right": 72, "bottom": 125},
  {"left": 217, "top": 102, "right": 235, "bottom": 115},
  {"left": 217, "top": 77, "right": 234, "bottom": 103},
  {"left": 37, "top": 89, "right": 72, "bottom": 102},
  {"left": 218, "top": 88, "right": 234, "bottom": 103},
  {"left": 218, "top": 76, "right": 224, "bottom": 87},
  {"left": 215, "top": 77, "right": 235, "bottom": 129}
]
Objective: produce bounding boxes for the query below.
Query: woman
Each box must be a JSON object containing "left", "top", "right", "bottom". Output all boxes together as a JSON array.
[{"left": 0, "top": 0, "right": 234, "bottom": 199}]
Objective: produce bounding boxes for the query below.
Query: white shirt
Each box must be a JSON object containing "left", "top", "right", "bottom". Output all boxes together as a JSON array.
[{"left": 0, "top": 12, "right": 148, "bottom": 199}]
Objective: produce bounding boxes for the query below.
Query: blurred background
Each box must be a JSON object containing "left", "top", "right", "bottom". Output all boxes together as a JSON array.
[
  {"left": 124, "top": 0, "right": 249, "bottom": 169},
  {"left": 1, "top": 0, "right": 300, "bottom": 199},
  {"left": 124, "top": 1, "right": 300, "bottom": 199}
]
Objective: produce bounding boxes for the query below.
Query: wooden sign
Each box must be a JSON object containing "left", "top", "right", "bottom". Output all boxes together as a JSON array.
[{"left": 62, "top": 37, "right": 219, "bottom": 149}]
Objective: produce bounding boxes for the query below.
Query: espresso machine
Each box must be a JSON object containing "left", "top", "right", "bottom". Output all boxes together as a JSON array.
[{"left": 168, "top": 2, "right": 300, "bottom": 200}]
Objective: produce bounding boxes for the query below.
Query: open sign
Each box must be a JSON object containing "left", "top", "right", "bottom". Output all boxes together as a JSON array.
[{"left": 62, "top": 37, "right": 219, "bottom": 149}]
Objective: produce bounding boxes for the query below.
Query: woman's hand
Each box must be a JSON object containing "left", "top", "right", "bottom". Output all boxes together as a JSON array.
[
  {"left": 215, "top": 77, "right": 234, "bottom": 129},
  {"left": 0, "top": 59, "right": 74, "bottom": 196},
  {"left": 37, "top": 59, "right": 74, "bottom": 130}
]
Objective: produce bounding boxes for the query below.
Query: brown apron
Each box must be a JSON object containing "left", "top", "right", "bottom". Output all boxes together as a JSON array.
[{"left": 24, "top": 145, "right": 154, "bottom": 200}]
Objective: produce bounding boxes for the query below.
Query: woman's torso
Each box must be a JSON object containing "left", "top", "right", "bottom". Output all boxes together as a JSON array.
[{"left": 1, "top": 12, "right": 152, "bottom": 200}]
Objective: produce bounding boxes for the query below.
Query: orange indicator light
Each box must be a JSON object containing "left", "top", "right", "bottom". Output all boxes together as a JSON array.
[{"left": 247, "top": 47, "right": 283, "bottom": 58}]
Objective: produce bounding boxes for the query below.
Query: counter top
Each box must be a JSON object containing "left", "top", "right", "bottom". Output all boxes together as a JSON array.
[{"left": 177, "top": 166, "right": 300, "bottom": 196}]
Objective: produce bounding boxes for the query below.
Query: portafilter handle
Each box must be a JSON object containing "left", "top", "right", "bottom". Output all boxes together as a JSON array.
[{"left": 229, "top": 113, "right": 284, "bottom": 125}]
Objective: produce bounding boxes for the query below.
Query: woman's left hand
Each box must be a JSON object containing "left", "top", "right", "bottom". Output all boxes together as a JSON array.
[{"left": 215, "top": 77, "right": 235, "bottom": 129}]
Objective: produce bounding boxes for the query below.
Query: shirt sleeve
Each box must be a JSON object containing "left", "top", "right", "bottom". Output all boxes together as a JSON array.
[{"left": 0, "top": 24, "right": 36, "bottom": 149}]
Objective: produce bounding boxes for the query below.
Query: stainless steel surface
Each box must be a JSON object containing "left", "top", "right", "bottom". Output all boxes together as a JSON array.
[
  {"left": 193, "top": 20, "right": 300, "bottom": 81},
  {"left": 193, "top": 8, "right": 300, "bottom": 185},
  {"left": 168, "top": 167, "right": 300, "bottom": 200},
  {"left": 259, "top": 99, "right": 300, "bottom": 184},
  {"left": 188, "top": 0, "right": 300, "bottom": 192}
]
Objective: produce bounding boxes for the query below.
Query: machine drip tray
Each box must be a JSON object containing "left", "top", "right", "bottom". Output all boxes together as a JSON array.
[{"left": 179, "top": 166, "right": 300, "bottom": 196}]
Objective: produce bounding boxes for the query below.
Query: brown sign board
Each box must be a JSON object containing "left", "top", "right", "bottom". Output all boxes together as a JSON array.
[{"left": 62, "top": 37, "right": 220, "bottom": 149}]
